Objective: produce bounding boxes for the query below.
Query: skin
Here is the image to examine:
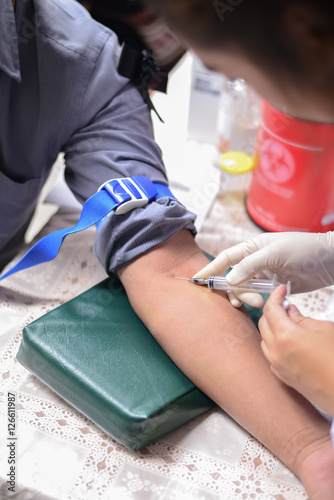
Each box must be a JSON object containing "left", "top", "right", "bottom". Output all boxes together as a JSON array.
[
  {"left": 126, "top": 2, "right": 334, "bottom": 496},
  {"left": 147, "top": 1, "right": 334, "bottom": 122},
  {"left": 118, "top": 230, "right": 334, "bottom": 499},
  {"left": 148, "top": 0, "right": 334, "bottom": 410},
  {"left": 6, "top": 0, "right": 334, "bottom": 496},
  {"left": 180, "top": 14, "right": 334, "bottom": 422},
  {"left": 260, "top": 285, "right": 334, "bottom": 416}
]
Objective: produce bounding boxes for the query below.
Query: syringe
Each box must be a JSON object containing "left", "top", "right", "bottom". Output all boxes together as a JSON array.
[{"left": 175, "top": 274, "right": 291, "bottom": 297}]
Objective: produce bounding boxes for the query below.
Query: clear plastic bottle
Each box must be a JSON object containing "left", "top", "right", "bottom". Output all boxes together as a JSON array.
[
  {"left": 216, "top": 78, "right": 261, "bottom": 156},
  {"left": 218, "top": 151, "right": 255, "bottom": 195}
]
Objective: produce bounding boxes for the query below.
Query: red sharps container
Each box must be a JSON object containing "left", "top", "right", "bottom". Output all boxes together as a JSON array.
[{"left": 246, "top": 100, "right": 334, "bottom": 232}]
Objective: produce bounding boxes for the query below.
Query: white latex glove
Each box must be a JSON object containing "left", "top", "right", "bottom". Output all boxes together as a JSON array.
[{"left": 194, "top": 232, "right": 334, "bottom": 308}]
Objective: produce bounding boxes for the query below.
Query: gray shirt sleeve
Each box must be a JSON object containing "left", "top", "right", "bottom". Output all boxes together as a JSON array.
[{"left": 63, "top": 33, "right": 196, "bottom": 274}]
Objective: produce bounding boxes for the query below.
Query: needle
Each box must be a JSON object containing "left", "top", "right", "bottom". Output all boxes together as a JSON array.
[
  {"left": 175, "top": 277, "right": 207, "bottom": 284},
  {"left": 175, "top": 275, "right": 291, "bottom": 296},
  {"left": 175, "top": 276, "right": 291, "bottom": 308}
]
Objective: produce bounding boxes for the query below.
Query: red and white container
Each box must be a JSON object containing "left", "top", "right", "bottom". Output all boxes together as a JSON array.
[{"left": 246, "top": 100, "right": 334, "bottom": 232}]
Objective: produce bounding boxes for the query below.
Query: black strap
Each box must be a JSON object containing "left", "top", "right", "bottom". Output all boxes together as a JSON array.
[{"left": 117, "top": 39, "right": 165, "bottom": 122}]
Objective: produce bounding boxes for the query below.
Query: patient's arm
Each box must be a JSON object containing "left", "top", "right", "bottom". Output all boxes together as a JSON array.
[{"left": 118, "top": 229, "right": 332, "bottom": 490}]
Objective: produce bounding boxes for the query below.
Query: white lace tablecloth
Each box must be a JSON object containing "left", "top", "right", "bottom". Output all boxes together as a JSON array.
[{"left": 2, "top": 184, "right": 332, "bottom": 500}]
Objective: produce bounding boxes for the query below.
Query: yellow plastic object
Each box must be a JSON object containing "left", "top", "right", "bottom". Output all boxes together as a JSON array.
[{"left": 219, "top": 151, "right": 255, "bottom": 175}]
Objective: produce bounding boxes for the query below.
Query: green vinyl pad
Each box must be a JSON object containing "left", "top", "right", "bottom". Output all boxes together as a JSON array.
[{"left": 18, "top": 273, "right": 264, "bottom": 450}]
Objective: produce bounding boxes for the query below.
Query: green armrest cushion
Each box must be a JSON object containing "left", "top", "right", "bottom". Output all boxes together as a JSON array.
[{"left": 17, "top": 256, "right": 264, "bottom": 450}]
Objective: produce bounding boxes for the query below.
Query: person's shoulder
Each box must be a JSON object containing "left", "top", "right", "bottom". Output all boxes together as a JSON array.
[{"left": 33, "top": 0, "right": 114, "bottom": 63}]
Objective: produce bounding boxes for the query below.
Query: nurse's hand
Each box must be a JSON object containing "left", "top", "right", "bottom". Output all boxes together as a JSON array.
[
  {"left": 193, "top": 231, "right": 334, "bottom": 307},
  {"left": 259, "top": 285, "right": 334, "bottom": 416}
]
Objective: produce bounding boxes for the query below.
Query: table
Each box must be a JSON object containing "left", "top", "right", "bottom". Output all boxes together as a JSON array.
[
  {"left": 0, "top": 53, "right": 331, "bottom": 500},
  {"left": 2, "top": 176, "right": 333, "bottom": 499}
]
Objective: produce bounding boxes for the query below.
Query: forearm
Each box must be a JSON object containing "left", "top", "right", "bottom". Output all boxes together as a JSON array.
[
  {"left": 118, "top": 229, "right": 329, "bottom": 473},
  {"left": 118, "top": 229, "right": 262, "bottom": 399}
]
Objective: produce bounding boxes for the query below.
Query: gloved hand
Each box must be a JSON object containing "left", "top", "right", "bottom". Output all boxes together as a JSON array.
[{"left": 193, "top": 232, "right": 334, "bottom": 308}]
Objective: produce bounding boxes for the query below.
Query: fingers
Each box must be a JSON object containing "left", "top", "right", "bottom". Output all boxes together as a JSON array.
[
  {"left": 193, "top": 235, "right": 266, "bottom": 280},
  {"left": 233, "top": 291, "right": 264, "bottom": 308},
  {"left": 258, "top": 286, "right": 289, "bottom": 341},
  {"left": 226, "top": 290, "right": 243, "bottom": 308},
  {"left": 266, "top": 284, "right": 287, "bottom": 306},
  {"left": 261, "top": 285, "right": 290, "bottom": 326},
  {"left": 260, "top": 339, "right": 271, "bottom": 361},
  {"left": 192, "top": 236, "right": 273, "bottom": 308},
  {"left": 226, "top": 246, "right": 274, "bottom": 285},
  {"left": 192, "top": 244, "right": 251, "bottom": 279},
  {"left": 192, "top": 254, "right": 228, "bottom": 279},
  {"left": 286, "top": 304, "right": 305, "bottom": 324},
  {"left": 261, "top": 286, "right": 306, "bottom": 334},
  {"left": 219, "top": 290, "right": 263, "bottom": 309}
]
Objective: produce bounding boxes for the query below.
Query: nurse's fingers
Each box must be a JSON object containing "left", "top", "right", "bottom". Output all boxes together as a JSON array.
[
  {"left": 234, "top": 291, "right": 264, "bottom": 308},
  {"left": 227, "top": 290, "right": 243, "bottom": 308},
  {"left": 192, "top": 244, "right": 248, "bottom": 279}
]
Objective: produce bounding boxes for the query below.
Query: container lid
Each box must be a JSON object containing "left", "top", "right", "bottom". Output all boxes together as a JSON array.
[
  {"left": 219, "top": 151, "right": 255, "bottom": 175},
  {"left": 261, "top": 100, "right": 334, "bottom": 148}
]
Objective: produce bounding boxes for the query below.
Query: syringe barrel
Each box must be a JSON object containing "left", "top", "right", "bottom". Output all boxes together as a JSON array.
[
  {"left": 207, "top": 275, "right": 279, "bottom": 294},
  {"left": 208, "top": 276, "right": 228, "bottom": 290}
]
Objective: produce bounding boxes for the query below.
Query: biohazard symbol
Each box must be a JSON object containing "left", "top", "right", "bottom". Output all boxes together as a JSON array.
[{"left": 260, "top": 139, "right": 295, "bottom": 184}]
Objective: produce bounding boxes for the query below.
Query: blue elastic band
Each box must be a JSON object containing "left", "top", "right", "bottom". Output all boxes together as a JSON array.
[{"left": 0, "top": 177, "right": 174, "bottom": 281}]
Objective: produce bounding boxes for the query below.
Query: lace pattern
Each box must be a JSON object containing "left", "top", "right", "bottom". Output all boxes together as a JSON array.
[{"left": 0, "top": 198, "right": 322, "bottom": 499}]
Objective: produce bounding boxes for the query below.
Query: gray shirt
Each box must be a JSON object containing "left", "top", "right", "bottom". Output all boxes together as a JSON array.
[{"left": 0, "top": 0, "right": 196, "bottom": 273}]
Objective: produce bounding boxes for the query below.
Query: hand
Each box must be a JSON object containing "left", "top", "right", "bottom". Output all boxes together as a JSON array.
[
  {"left": 259, "top": 285, "right": 334, "bottom": 416},
  {"left": 193, "top": 231, "right": 334, "bottom": 307}
]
